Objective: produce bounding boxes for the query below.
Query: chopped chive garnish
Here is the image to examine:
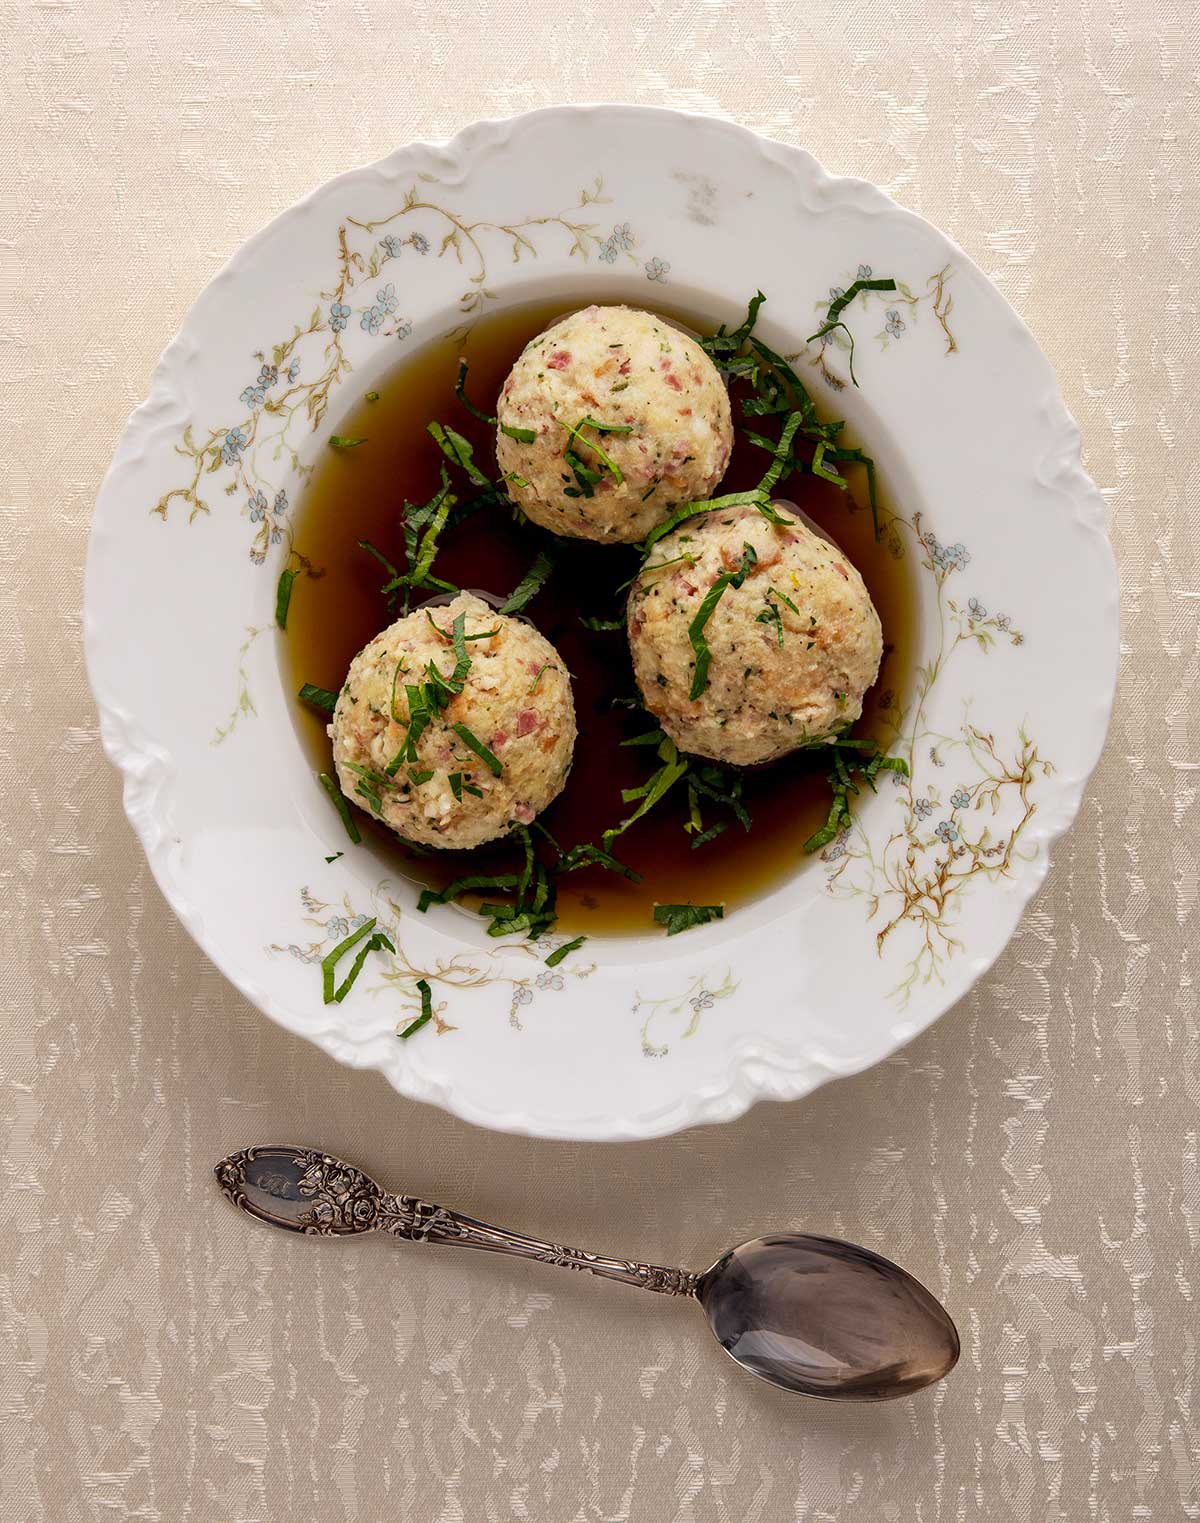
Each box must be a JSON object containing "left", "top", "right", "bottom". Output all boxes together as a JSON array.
[
  {"left": 275, "top": 568, "right": 296, "bottom": 630},
  {"left": 545, "top": 935, "right": 586, "bottom": 967},
  {"left": 318, "top": 772, "right": 361, "bottom": 843},
  {"left": 408, "top": 768, "right": 434, "bottom": 786},
  {"left": 501, "top": 551, "right": 554, "bottom": 613},
  {"left": 399, "top": 978, "right": 434, "bottom": 1038},
  {"left": 527, "top": 662, "right": 550, "bottom": 694},
  {"left": 298, "top": 682, "right": 338, "bottom": 713},
  {"left": 321, "top": 917, "right": 395, "bottom": 1004},
  {"left": 365, "top": 390, "right": 380, "bottom": 402},
  {"left": 451, "top": 722, "right": 503, "bottom": 775},
  {"left": 448, "top": 772, "right": 463, "bottom": 801},
  {"left": 329, "top": 435, "right": 367, "bottom": 450},
  {"left": 652, "top": 903, "right": 725, "bottom": 936},
  {"left": 688, "top": 542, "right": 757, "bottom": 699}
]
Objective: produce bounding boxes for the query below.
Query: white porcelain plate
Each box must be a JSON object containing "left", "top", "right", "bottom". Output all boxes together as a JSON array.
[{"left": 85, "top": 106, "right": 1118, "bottom": 1140}]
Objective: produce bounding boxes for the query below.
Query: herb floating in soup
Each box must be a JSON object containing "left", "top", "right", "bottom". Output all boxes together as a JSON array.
[{"left": 286, "top": 295, "right": 915, "bottom": 968}]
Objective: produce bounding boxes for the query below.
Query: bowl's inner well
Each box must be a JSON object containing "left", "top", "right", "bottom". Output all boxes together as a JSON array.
[{"left": 283, "top": 297, "right": 918, "bottom": 937}]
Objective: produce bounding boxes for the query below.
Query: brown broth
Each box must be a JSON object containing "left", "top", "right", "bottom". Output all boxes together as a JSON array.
[{"left": 284, "top": 300, "right": 916, "bottom": 935}]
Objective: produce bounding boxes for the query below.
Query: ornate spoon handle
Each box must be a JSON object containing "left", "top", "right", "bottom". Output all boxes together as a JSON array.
[{"left": 217, "top": 1145, "right": 700, "bottom": 1297}]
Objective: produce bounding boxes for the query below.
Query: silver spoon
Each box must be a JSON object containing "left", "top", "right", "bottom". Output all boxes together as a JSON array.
[{"left": 215, "top": 1144, "right": 959, "bottom": 1401}]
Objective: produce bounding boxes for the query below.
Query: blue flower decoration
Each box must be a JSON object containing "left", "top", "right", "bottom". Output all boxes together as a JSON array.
[
  {"left": 856, "top": 263, "right": 873, "bottom": 280},
  {"left": 239, "top": 385, "right": 263, "bottom": 410},
  {"left": 257, "top": 363, "right": 278, "bottom": 388},
  {"left": 512, "top": 985, "right": 534, "bottom": 1007},
  {"left": 995, "top": 613, "right": 1011, "bottom": 631},
  {"left": 395, "top": 318, "right": 413, "bottom": 340},
  {"left": 884, "top": 309, "right": 906, "bottom": 337},
  {"left": 376, "top": 282, "right": 398, "bottom": 314},
  {"left": 286, "top": 358, "right": 301, "bottom": 382},
  {"left": 913, "top": 797, "right": 934, "bottom": 820},
  {"left": 645, "top": 257, "right": 670, "bottom": 284},
  {"left": 325, "top": 916, "right": 349, "bottom": 938},
  {"left": 330, "top": 301, "right": 351, "bottom": 332},
  {"left": 612, "top": 221, "right": 634, "bottom": 250},
  {"left": 968, "top": 597, "right": 987, "bottom": 619},
  {"left": 221, "top": 426, "right": 248, "bottom": 465},
  {"left": 598, "top": 238, "right": 618, "bottom": 264},
  {"left": 536, "top": 971, "right": 564, "bottom": 991},
  {"left": 247, "top": 489, "right": 267, "bottom": 522},
  {"left": 928, "top": 536, "right": 971, "bottom": 573},
  {"left": 361, "top": 306, "right": 384, "bottom": 335},
  {"left": 951, "top": 788, "right": 971, "bottom": 809},
  {"left": 829, "top": 285, "right": 845, "bottom": 302},
  {"left": 689, "top": 990, "right": 715, "bottom": 1012},
  {"left": 269, "top": 525, "right": 282, "bottom": 544},
  {"left": 935, "top": 820, "right": 958, "bottom": 844},
  {"left": 411, "top": 232, "right": 430, "bottom": 254},
  {"left": 380, "top": 235, "right": 404, "bottom": 261},
  {"left": 273, "top": 489, "right": 288, "bottom": 515}
]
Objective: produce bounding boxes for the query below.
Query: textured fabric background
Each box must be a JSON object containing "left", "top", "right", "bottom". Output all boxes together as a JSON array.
[{"left": 2, "top": 3, "right": 1197, "bottom": 1519}]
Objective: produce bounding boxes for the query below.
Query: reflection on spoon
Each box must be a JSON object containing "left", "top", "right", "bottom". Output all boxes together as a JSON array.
[{"left": 216, "top": 1145, "right": 959, "bottom": 1402}]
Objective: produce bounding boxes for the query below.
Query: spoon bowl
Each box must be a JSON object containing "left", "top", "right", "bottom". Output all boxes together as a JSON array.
[{"left": 698, "top": 1233, "right": 959, "bottom": 1400}]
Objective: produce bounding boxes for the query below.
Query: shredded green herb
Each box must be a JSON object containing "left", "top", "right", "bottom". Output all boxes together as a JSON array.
[
  {"left": 365, "top": 390, "right": 380, "bottom": 402},
  {"left": 653, "top": 903, "right": 725, "bottom": 936},
  {"left": 688, "top": 542, "right": 758, "bottom": 700},
  {"left": 321, "top": 917, "right": 395, "bottom": 1004},
  {"left": 579, "top": 613, "right": 625, "bottom": 631},
  {"left": 501, "top": 551, "right": 554, "bottom": 613},
  {"left": 451, "top": 721, "right": 503, "bottom": 776},
  {"left": 328, "top": 435, "right": 367, "bottom": 450},
  {"left": 545, "top": 935, "right": 586, "bottom": 967},
  {"left": 427, "top": 420, "right": 490, "bottom": 486},
  {"left": 318, "top": 771, "right": 361, "bottom": 844},
  {"left": 700, "top": 291, "right": 767, "bottom": 361},
  {"left": 602, "top": 734, "right": 689, "bottom": 850},
  {"left": 275, "top": 568, "right": 296, "bottom": 630},
  {"left": 807, "top": 277, "right": 897, "bottom": 386},
  {"left": 562, "top": 415, "right": 632, "bottom": 493},
  {"left": 454, "top": 359, "right": 536, "bottom": 442},
  {"left": 399, "top": 978, "right": 434, "bottom": 1038},
  {"left": 640, "top": 491, "right": 769, "bottom": 558},
  {"left": 298, "top": 682, "right": 338, "bottom": 713},
  {"left": 802, "top": 741, "right": 909, "bottom": 853},
  {"left": 417, "top": 873, "right": 522, "bottom": 913},
  {"left": 324, "top": 851, "right": 344, "bottom": 864}
]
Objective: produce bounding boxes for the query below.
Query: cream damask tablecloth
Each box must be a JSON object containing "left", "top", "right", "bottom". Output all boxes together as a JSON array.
[{"left": 3, "top": 4, "right": 1197, "bottom": 1519}]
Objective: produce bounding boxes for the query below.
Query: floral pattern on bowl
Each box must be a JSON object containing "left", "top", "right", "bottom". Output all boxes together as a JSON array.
[{"left": 84, "top": 106, "right": 1118, "bottom": 1140}]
